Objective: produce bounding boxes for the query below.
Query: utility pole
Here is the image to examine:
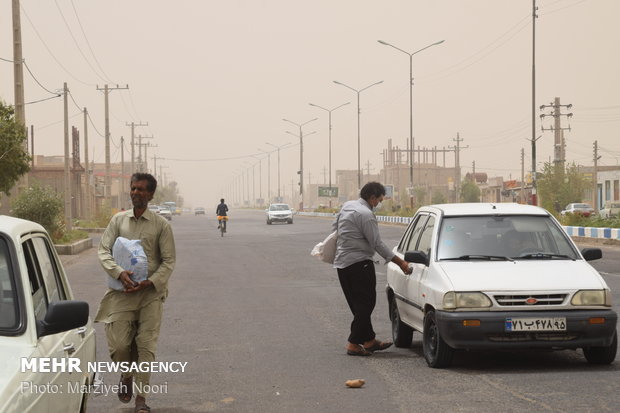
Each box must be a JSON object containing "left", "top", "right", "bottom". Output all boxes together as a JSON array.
[
  {"left": 83, "top": 108, "right": 91, "bottom": 218},
  {"left": 152, "top": 156, "right": 160, "bottom": 182},
  {"left": 135, "top": 135, "right": 154, "bottom": 172},
  {"left": 531, "top": 0, "right": 538, "bottom": 205},
  {"left": 12, "top": 0, "right": 28, "bottom": 189},
  {"left": 126, "top": 121, "right": 148, "bottom": 175},
  {"left": 449, "top": 133, "right": 468, "bottom": 202},
  {"left": 120, "top": 137, "right": 125, "bottom": 209},
  {"left": 521, "top": 148, "right": 526, "bottom": 204},
  {"left": 472, "top": 160, "right": 476, "bottom": 176},
  {"left": 144, "top": 143, "right": 157, "bottom": 174},
  {"left": 365, "top": 160, "right": 374, "bottom": 179},
  {"left": 97, "top": 84, "right": 129, "bottom": 203},
  {"left": 540, "top": 97, "right": 573, "bottom": 172},
  {"left": 63, "top": 83, "right": 72, "bottom": 230},
  {"left": 283, "top": 118, "right": 317, "bottom": 211},
  {"left": 593, "top": 141, "right": 601, "bottom": 212}
]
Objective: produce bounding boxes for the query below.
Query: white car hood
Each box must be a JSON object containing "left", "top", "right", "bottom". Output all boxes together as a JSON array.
[{"left": 436, "top": 260, "right": 606, "bottom": 292}]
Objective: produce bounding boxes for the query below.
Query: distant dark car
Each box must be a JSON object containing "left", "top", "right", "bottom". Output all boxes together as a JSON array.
[
  {"left": 194, "top": 207, "right": 206, "bottom": 215},
  {"left": 560, "top": 203, "right": 595, "bottom": 217}
]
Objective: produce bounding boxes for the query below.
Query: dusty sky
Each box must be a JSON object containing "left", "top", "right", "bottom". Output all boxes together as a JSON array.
[{"left": 1, "top": 0, "right": 619, "bottom": 208}]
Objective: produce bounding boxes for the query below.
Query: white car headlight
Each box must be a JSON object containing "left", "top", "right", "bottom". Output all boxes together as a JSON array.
[
  {"left": 443, "top": 292, "right": 492, "bottom": 310},
  {"left": 571, "top": 290, "right": 611, "bottom": 306}
]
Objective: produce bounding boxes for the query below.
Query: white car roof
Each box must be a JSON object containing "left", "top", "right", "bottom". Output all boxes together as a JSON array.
[
  {"left": 0, "top": 215, "right": 46, "bottom": 238},
  {"left": 419, "top": 203, "right": 550, "bottom": 217}
]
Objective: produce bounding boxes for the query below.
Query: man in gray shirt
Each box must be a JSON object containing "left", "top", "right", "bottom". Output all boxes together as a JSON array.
[{"left": 332, "top": 182, "right": 411, "bottom": 356}]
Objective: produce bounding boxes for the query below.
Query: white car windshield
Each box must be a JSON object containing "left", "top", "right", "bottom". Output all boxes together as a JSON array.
[
  {"left": 270, "top": 205, "right": 290, "bottom": 211},
  {"left": 0, "top": 239, "right": 17, "bottom": 331},
  {"left": 437, "top": 215, "right": 579, "bottom": 260}
]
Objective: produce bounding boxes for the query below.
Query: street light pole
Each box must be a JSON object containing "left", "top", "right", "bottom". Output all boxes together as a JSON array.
[
  {"left": 333, "top": 80, "right": 383, "bottom": 189},
  {"left": 257, "top": 149, "right": 270, "bottom": 204},
  {"left": 252, "top": 155, "right": 263, "bottom": 205},
  {"left": 266, "top": 142, "right": 291, "bottom": 202},
  {"left": 309, "top": 101, "right": 350, "bottom": 191},
  {"left": 282, "top": 118, "right": 317, "bottom": 210},
  {"left": 378, "top": 39, "right": 444, "bottom": 206}
]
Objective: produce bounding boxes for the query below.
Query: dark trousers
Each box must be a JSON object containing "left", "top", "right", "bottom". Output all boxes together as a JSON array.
[{"left": 337, "top": 260, "right": 377, "bottom": 344}]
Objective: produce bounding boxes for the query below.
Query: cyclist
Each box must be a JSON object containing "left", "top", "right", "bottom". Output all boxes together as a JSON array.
[{"left": 216, "top": 198, "right": 229, "bottom": 232}]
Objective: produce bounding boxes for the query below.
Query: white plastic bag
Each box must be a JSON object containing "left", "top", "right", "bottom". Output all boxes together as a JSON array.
[
  {"left": 311, "top": 230, "right": 338, "bottom": 264},
  {"left": 109, "top": 237, "right": 148, "bottom": 291}
]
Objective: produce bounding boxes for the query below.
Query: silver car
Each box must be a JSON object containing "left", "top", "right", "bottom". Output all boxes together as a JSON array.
[{"left": 266, "top": 204, "right": 293, "bottom": 225}]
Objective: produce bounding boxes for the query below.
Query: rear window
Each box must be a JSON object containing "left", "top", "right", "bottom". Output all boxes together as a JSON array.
[
  {"left": 270, "top": 204, "right": 290, "bottom": 211},
  {"left": 0, "top": 238, "right": 18, "bottom": 332}
]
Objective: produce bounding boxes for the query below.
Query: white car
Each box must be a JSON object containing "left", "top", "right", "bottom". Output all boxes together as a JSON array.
[
  {"left": 266, "top": 204, "right": 293, "bottom": 225},
  {"left": 599, "top": 201, "right": 620, "bottom": 219},
  {"left": 0, "top": 216, "right": 96, "bottom": 412},
  {"left": 560, "top": 203, "right": 595, "bottom": 217},
  {"left": 386, "top": 203, "right": 617, "bottom": 368},
  {"left": 157, "top": 206, "right": 172, "bottom": 221}
]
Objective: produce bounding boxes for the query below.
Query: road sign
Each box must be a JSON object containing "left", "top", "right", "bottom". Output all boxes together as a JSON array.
[
  {"left": 384, "top": 185, "right": 393, "bottom": 199},
  {"left": 318, "top": 186, "right": 338, "bottom": 197}
]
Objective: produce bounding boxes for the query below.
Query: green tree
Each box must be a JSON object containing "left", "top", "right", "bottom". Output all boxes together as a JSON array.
[
  {"left": 12, "top": 185, "right": 64, "bottom": 238},
  {"left": 460, "top": 179, "right": 480, "bottom": 202},
  {"left": 0, "top": 100, "right": 31, "bottom": 195},
  {"left": 536, "top": 162, "right": 590, "bottom": 215}
]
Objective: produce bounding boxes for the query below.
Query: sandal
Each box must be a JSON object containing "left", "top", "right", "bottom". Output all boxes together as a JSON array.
[
  {"left": 118, "top": 375, "right": 133, "bottom": 403},
  {"left": 364, "top": 340, "right": 393, "bottom": 352},
  {"left": 347, "top": 344, "right": 373, "bottom": 356},
  {"left": 135, "top": 403, "right": 151, "bottom": 413}
]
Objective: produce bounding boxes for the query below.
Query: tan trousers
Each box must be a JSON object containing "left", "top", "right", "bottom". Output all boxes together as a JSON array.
[{"left": 104, "top": 298, "right": 163, "bottom": 397}]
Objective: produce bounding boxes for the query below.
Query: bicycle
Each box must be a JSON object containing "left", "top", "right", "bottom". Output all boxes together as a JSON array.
[{"left": 217, "top": 215, "right": 228, "bottom": 237}]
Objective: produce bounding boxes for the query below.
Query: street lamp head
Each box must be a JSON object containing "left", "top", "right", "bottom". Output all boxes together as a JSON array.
[
  {"left": 377, "top": 40, "right": 389, "bottom": 45},
  {"left": 435, "top": 40, "right": 446, "bottom": 46}
]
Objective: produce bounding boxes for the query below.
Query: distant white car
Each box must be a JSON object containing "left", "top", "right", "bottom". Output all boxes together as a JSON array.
[
  {"left": 560, "top": 203, "right": 595, "bottom": 217},
  {"left": 0, "top": 216, "right": 96, "bottom": 412},
  {"left": 158, "top": 206, "right": 172, "bottom": 221},
  {"left": 266, "top": 204, "right": 293, "bottom": 225},
  {"left": 386, "top": 203, "right": 617, "bottom": 368},
  {"left": 600, "top": 201, "right": 620, "bottom": 219}
]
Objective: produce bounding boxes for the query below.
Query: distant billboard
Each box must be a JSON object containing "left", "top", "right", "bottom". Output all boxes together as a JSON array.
[
  {"left": 384, "top": 185, "right": 393, "bottom": 199},
  {"left": 318, "top": 186, "right": 338, "bottom": 197}
]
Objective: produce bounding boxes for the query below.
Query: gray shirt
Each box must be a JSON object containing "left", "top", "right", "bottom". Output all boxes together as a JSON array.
[{"left": 332, "top": 198, "right": 395, "bottom": 269}]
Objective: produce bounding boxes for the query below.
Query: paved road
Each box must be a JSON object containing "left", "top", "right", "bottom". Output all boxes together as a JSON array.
[{"left": 63, "top": 210, "right": 620, "bottom": 413}]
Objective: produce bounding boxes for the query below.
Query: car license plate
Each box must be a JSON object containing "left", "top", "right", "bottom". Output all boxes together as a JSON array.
[{"left": 505, "top": 317, "right": 566, "bottom": 332}]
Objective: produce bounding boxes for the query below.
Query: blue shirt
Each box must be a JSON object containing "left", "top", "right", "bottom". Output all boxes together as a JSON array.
[{"left": 332, "top": 198, "right": 395, "bottom": 269}]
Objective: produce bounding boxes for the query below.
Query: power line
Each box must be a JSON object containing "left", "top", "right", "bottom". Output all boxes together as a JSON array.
[
  {"left": 540, "top": 0, "right": 589, "bottom": 16},
  {"left": 70, "top": 0, "right": 114, "bottom": 83},
  {"left": 23, "top": 60, "right": 61, "bottom": 96},
  {"left": 53, "top": 0, "right": 107, "bottom": 83},
  {"left": 419, "top": 14, "right": 530, "bottom": 82},
  {"left": 35, "top": 111, "right": 81, "bottom": 130},
  {"left": 25, "top": 95, "right": 61, "bottom": 105},
  {"left": 20, "top": 3, "right": 94, "bottom": 86}
]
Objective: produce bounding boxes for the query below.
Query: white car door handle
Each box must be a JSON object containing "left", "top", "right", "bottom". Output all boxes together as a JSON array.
[{"left": 63, "top": 343, "right": 76, "bottom": 355}]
